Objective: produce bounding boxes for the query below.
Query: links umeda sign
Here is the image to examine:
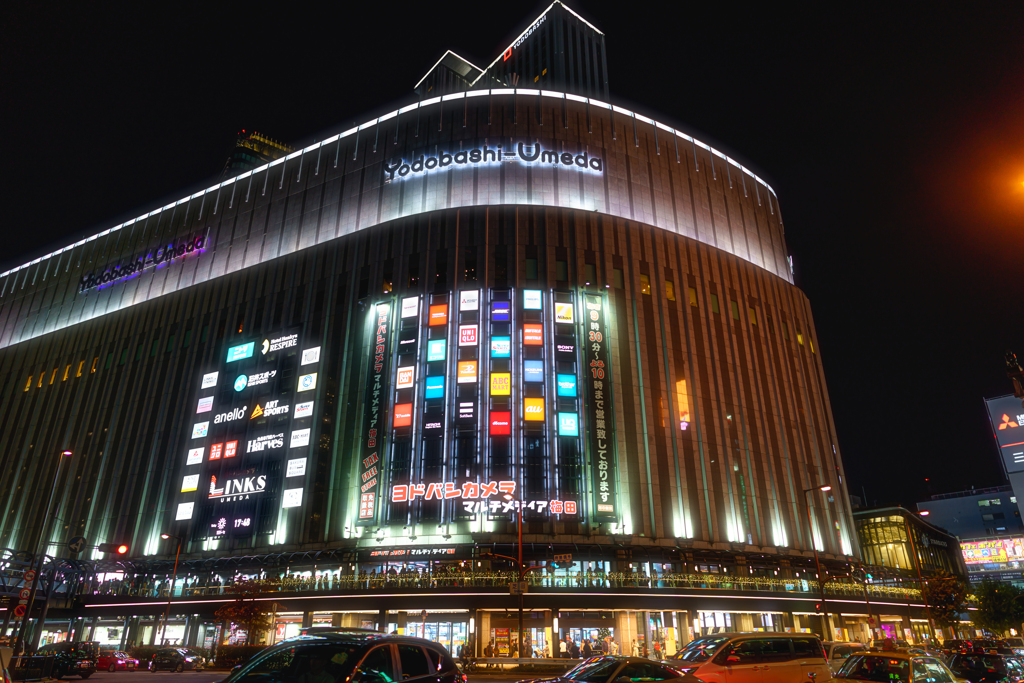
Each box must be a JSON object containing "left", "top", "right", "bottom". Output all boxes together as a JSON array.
[{"left": 384, "top": 142, "right": 604, "bottom": 182}]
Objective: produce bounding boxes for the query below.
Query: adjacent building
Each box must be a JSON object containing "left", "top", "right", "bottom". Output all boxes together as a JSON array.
[{"left": 0, "top": 1, "right": 925, "bottom": 653}]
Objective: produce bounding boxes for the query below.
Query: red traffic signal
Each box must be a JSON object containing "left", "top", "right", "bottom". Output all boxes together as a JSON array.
[
  {"left": 814, "top": 602, "right": 823, "bottom": 613},
  {"left": 98, "top": 543, "right": 128, "bottom": 555}
]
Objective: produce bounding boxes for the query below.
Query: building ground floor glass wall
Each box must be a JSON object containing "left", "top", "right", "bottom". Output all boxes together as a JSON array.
[{"left": 19, "top": 600, "right": 951, "bottom": 657}]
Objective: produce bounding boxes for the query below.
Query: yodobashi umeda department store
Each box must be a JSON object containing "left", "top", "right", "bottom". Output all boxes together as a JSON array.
[{"left": 0, "top": 0, "right": 932, "bottom": 655}]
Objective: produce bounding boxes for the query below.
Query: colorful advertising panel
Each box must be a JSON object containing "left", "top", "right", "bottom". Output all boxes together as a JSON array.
[
  {"left": 492, "top": 301, "right": 510, "bottom": 321},
  {"left": 583, "top": 294, "right": 617, "bottom": 520},
  {"left": 429, "top": 304, "right": 448, "bottom": 326},
  {"left": 555, "top": 302, "right": 574, "bottom": 324},
  {"left": 459, "top": 325, "right": 478, "bottom": 346},
  {"left": 490, "top": 412, "right": 512, "bottom": 435},
  {"left": 401, "top": 296, "right": 419, "bottom": 318},
  {"left": 457, "top": 361, "right": 478, "bottom": 384},
  {"left": 358, "top": 303, "right": 392, "bottom": 523},
  {"left": 459, "top": 290, "right": 480, "bottom": 311},
  {"left": 961, "top": 537, "right": 1024, "bottom": 566},
  {"left": 558, "top": 413, "right": 580, "bottom": 436},
  {"left": 226, "top": 342, "right": 255, "bottom": 363},
  {"left": 393, "top": 403, "right": 413, "bottom": 427},
  {"left": 986, "top": 395, "right": 1024, "bottom": 474},
  {"left": 523, "top": 290, "right": 542, "bottom": 309},
  {"left": 427, "top": 339, "right": 446, "bottom": 362},
  {"left": 425, "top": 376, "right": 445, "bottom": 399},
  {"left": 523, "top": 324, "right": 543, "bottom": 345},
  {"left": 524, "top": 397, "right": 545, "bottom": 422},
  {"left": 557, "top": 374, "right": 577, "bottom": 397},
  {"left": 524, "top": 360, "right": 544, "bottom": 382},
  {"left": 491, "top": 373, "right": 511, "bottom": 396},
  {"left": 491, "top": 337, "right": 511, "bottom": 357},
  {"left": 396, "top": 366, "right": 416, "bottom": 388}
]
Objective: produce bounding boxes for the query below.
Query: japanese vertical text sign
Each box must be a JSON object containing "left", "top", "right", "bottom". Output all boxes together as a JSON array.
[
  {"left": 358, "top": 303, "right": 392, "bottom": 524},
  {"left": 583, "top": 294, "right": 616, "bottom": 520}
]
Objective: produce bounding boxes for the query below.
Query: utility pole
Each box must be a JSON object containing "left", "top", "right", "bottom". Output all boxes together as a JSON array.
[{"left": 804, "top": 484, "right": 833, "bottom": 639}]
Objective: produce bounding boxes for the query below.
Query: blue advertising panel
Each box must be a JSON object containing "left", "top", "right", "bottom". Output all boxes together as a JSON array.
[
  {"left": 425, "top": 376, "right": 445, "bottom": 399},
  {"left": 558, "top": 413, "right": 579, "bottom": 436},
  {"left": 556, "top": 374, "right": 577, "bottom": 397},
  {"left": 427, "top": 339, "right": 446, "bottom": 362},
  {"left": 491, "top": 336, "right": 511, "bottom": 358},
  {"left": 226, "top": 342, "right": 255, "bottom": 363},
  {"left": 524, "top": 360, "right": 544, "bottom": 382}
]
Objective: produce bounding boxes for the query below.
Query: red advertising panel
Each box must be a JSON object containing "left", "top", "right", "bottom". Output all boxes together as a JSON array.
[
  {"left": 523, "top": 323, "right": 543, "bottom": 345},
  {"left": 429, "top": 304, "right": 449, "bottom": 326},
  {"left": 393, "top": 403, "right": 413, "bottom": 428},
  {"left": 490, "top": 412, "right": 512, "bottom": 435}
]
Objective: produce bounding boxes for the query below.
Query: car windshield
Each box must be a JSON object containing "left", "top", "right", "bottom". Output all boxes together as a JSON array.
[
  {"left": 954, "top": 654, "right": 1007, "bottom": 673},
  {"left": 1006, "top": 638, "right": 1024, "bottom": 647},
  {"left": 838, "top": 655, "right": 911, "bottom": 682},
  {"left": 225, "top": 640, "right": 365, "bottom": 683},
  {"left": 564, "top": 658, "right": 622, "bottom": 683},
  {"left": 672, "top": 636, "right": 730, "bottom": 663}
]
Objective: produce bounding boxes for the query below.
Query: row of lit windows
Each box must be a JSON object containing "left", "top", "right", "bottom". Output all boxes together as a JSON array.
[{"left": 23, "top": 325, "right": 211, "bottom": 391}]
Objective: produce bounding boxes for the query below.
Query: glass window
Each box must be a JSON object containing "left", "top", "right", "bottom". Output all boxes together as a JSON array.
[
  {"left": 710, "top": 294, "right": 720, "bottom": 314},
  {"left": 556, "top": 260, "right": 568, "bottom": 281},
  {"left": 791, "top": 638, "right": 820, "bottom": 657},
  {"left": 585, "top": 263, "right": 597, "bottom": 284},
  {"left": 612, "top": 268, "right": 624, "bottom": 289},
  {"left": 640, "top": 274, "right": 651, "bottom": 295},
  {"left": 759, "top": 639, "right": 793, "bottom": 662},
  {"left": 526, "top": 258, "right": 538, "bottom": 280},
  {"left": 616, "top": 662, "right": 676, "bottom": 681},
  {"left": 838, "top": 654, "right": 909, "bottom": 682},
  {"left": 730, "top": 301, "right": 740, "bottom": 320},
  {"left": 923, "top": 658, "right": 954, "bottom": 683},
  {"left": 748, "top": 307, "right": 757, "bottom": 325},
  {"left": 665, "top": 281, "right": 675, "bottom": 301},
  {"left": 688, "top": 287, "right": 697, "bottom": 307},
  {"left": 233, "top": 643, "right": 362, "bottom": 683},
  {"left": 721, "top": 640, "right": 762, "bottom": 664},
  {"left": 355, "top": 646, "right": 396, "bottom": 683},
  {"left": 565, "top": 658, "right": 622, "bottom": 682},
  {"left": 397, "top": 645, "right": 430, "bottom": 679}
]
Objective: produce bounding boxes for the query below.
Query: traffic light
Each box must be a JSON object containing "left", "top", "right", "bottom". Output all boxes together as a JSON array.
[
  {"left": 97, "top": 543, "right": 128, "bottom": 555},
  {"left": 552, "top": 553, "right": 573, "bottom": 569},
  {"left": 814, "top": 602, "right": 823, "bottom": 613}
]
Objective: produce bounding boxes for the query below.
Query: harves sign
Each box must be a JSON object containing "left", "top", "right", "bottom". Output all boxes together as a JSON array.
[
  {"left": 78, "top": 234, "right": 205, "bottom": 293},
  {"left": 384, "top": 142, "right": 603, "bottom": 182}
]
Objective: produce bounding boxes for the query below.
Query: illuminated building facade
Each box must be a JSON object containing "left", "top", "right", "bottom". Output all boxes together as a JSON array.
[
  {"left": 0, "top": 0, "right": 926, "bottom": 654},
  {"left": 221, "top": 130, "right": 293, "bottom": 176}
]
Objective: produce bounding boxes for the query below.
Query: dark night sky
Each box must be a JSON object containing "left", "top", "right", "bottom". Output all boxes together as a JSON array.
[{"left": 2, "top": 2, "right": 1022, "bottom": 509}]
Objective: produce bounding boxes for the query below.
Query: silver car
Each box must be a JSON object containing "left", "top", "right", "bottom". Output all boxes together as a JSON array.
[{"left": 823, "top": 642, "right": 867, "bottom": 675}]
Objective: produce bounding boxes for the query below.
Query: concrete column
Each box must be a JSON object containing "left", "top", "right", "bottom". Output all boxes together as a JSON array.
[
  {"left": 397, "top": 612, "right": 408, "bottom": 636},
  {"left": 377, "top": 609, "right": 387, "bottom": 633},
  {"left": 614, "top": 611, "right": 631, "bottom": 655},
  {"left": 302, "top": 611, "right": 314, "bottom": 628},
  {"left": 480, "top": 611, "right": 491, "bottom": 653}
]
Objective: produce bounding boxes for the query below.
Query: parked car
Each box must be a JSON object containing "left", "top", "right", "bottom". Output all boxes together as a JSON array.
[
  {"left": 947, "top": 653, "right": 1023, "bottom": 682},
  {"left": 519, "top": 656, "right": 697, "bottom": 683},
  {"left": 1006, "top": 639, "right": 1024, "bottom": 657},
  {"left": 149, "top": 648, "right": 206, "bottom": 672},
  {"left": 824, "top": 642, "right": 868, "bottom": 674},
  {"left": 659, "top": 632, "right": 830, "bottom": 683},
  {"left": 98, "top": 651, "right": 138, "bottom": 672},
  {"left": 835, "top": 651, "right": 965, "bottom": 683},
  {"left": 221, "top": 631, "right": 467, "bottom": 683},
  {"left": 35, "top": 641, "right": 98, "bottom": 679}
]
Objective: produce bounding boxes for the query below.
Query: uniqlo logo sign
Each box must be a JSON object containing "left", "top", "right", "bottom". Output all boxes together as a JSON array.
[
  {"left": 490, "top": 412, "right": 512, "bottom": 435},
  {"left": 208, "top": 441, "right": 238, "bottom": 460},
  {"left": 459, "top": 324, "right": 478, "bottom": 346},
  {"left": 224, "top": 440, "right": 238, "bottom": 458},
  {"left": 394, "top": 403, "right": 413, "bottom": 427},
  {"left": 209, "top": 443, "right": 224, "bottom": 460},
  {"left": 524, "top": 324, "right": 543, "bottom": 345}
]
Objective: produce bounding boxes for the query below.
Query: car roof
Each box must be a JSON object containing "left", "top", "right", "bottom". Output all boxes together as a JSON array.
[
  {"left": 857, "top": 651, "right": 945, "bottom": 660},
  {"left": 281, "top": 633, "right": 450, "bottom": 649}
]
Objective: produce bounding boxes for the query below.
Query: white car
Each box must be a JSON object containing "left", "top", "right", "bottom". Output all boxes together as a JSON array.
[{"left": 823, "top": 641, "right": 867, "bottom": 674}]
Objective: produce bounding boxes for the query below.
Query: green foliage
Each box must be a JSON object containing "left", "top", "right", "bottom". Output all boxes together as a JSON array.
[
  {"left": 970, "top": 580, "right": 1024, "bottom": 635},
  {"left": 923, "top": 574, "right": 969, "bottom": 628},
  {"left": 214, "top": 578, "right": 277, "bottom": 645},
  {"left": 214, "top": 644, "right": 268, "bottom": 668}
]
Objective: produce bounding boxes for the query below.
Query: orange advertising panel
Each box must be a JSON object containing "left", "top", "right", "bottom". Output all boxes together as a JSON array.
[
  {"left": 428, "top": 304, "right": 448, "bottom": 326},
  {"left": 524, "top": 397, "right": 545, "bottom": 421},
  {"left": 393, "top": 403, "right": 413, "bottom": 427},
  {"left": 457, "top": 360, "right": 478, "bottom": 384},
  {"left": 524, "top": 323, "right": 543, "bottom": 345}
]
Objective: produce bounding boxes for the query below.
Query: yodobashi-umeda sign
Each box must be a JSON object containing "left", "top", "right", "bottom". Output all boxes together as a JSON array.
[
  {"left": 78, "top": 234, "right": 205, "bottom": 293},
  {"left": 384, "top": 143, "right": 603, "bottom": 182}
]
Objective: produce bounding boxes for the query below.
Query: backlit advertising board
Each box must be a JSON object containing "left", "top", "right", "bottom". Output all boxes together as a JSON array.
[
  {"left": 226, "top": 342, "right": 255, "bottom": 363},
  {"left": 429, "top": 304, "right": 448, "bottom": 326},
  {"left": 524, "top": 290, "right": 542, "bottom": 309},
  {"left": 491, "top": 337, "right": 511, "bottom": 357},
  {"left": 459, "top": 290, "right": 479, "bottom": 311},
  {"left": 961, "top": 537, "right": 1024, "bottom": 566},
  {"left": 457, "top": 361, "right": 477, "bottom": 384},
  {"left": 490, "top": 412, "right": 512, "bottom": 435},
  {"left": 492, "top": 301, "right": 510, "bottom": 321},
  {"left": 987, "top": 395, "right": 1024, "bottom": 474},
  {"left": 425, "top": 376, "right": 445, "bottom": 399},
  {"left": 401, "top": 296, "right": 419, "bottom": 318},
  {"left": 524, "top": 360, "right": 544, "bottom": 382},
  {"left": 459, "top": 325, "right": 478, "bottom": 346},
  {"left": 557, "top": 374, "right": 577, "bottom": 396},
  {"left": 358, "top": 303, "right": 393, "bottom": 524},
  {"left": 555, "top": 302, "right": 574, "bottom": 323},
  {"left": 524, "top": 397, "right": 545, "bottom": 421},
  {"left": 583, "top": 293, "right": 618, "bottom": 519},
  {"left": 524, "top": 324, "right": 543, "bottom": 345},
  {"left": 427, "top": 339, "right": 446, "bottom": 362},
  {"left": 491, "top": 373, "right": 511, "bottom": 396}
]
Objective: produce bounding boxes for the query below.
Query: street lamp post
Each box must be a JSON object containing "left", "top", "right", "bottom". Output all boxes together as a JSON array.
[
  {"left": 803, "top": 484, "right": 833, "bottom": 640},
  {"left": 159, "top": 533, "right": 182, "bottom": 646},
  {"left": 16, "top": 450, "right": 72, "bottom": 652}
]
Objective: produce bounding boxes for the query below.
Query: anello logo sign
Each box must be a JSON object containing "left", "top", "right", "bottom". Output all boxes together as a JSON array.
[
  {"left": 78, "top": 235, "right": 205, "bottom": 293},
  {"left": 384, "top": 143, "right": 603, "bottom": 182}
]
